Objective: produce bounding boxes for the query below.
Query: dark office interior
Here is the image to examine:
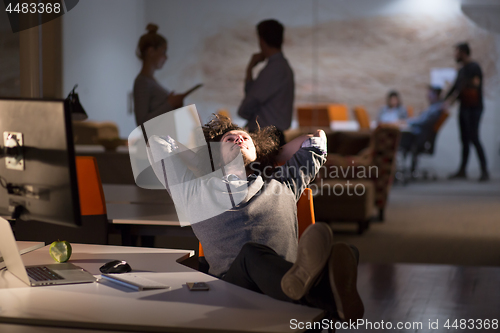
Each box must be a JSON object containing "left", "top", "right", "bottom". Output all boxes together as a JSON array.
[{"left": 1, "top": 1, "right": 499, "bottom": 332}]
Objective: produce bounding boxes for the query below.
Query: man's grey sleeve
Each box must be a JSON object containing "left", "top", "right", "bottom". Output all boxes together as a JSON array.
[{"left": 275, "top": 137, "right": 327, "bottom": 201}]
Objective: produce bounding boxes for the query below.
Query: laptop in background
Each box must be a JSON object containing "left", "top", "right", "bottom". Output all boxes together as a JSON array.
[{"left": 0, "top": 217, "right": 95, "bottom": 287}]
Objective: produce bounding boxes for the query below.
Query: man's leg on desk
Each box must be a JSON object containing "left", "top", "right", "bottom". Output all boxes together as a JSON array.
[{"left": 222, "top": 223, "right": 364, "bottom": 321}]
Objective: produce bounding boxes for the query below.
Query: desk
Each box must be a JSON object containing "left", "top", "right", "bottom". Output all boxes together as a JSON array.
[
  {"left": 103, "top": 184, "right": 172, "bottom": 205},
  {"left": 0, "top": 244, "right": 323, "bottom": 332},
  {"left": 102, "top": 185, "right": 192, "bottom": 244},
  {"left": 0, "top": 323, "right": 136, "bottom": 333},
  {"left": 104, "top": 184, "right": 179, "bottom": 226}
]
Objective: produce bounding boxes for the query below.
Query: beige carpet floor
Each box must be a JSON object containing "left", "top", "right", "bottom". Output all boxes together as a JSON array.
[{"left": 329, "top": 178, "right": 500, "bottom": 267}]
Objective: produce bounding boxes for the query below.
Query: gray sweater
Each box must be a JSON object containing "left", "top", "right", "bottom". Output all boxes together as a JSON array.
[{"left": 148, "top": 136, "right": 326, "bottom": 277}]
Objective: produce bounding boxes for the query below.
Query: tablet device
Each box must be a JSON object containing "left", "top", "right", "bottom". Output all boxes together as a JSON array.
[{"left": 182, "top": 84, "right": 203, "bottom": 97}]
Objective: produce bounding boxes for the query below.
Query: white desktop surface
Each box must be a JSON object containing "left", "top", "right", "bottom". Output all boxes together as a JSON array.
[
  {"left": 0, "top": 323, "right": 137, "bottom": 333},
  {"left": 0, "top": 244, "right": 322, "bottom": 332}
]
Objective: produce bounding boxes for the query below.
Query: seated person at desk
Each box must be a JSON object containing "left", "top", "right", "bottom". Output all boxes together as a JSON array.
[
  {"left": 147, "top": 114, "right": 364, "bottom": 321},
  {"left": 378, "top": 90, "right": 408, "bottom": 124},
  {"left": 399, "top": 86, "right": 445, "bottom": 173},
  {"left": 134, "top": 23, "right": 186, "bottom": 126}
]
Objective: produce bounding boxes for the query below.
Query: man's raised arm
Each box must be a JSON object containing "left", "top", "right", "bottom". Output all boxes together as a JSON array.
[{"left": 276, "top": 130, "right": 326, "bottom": 165}]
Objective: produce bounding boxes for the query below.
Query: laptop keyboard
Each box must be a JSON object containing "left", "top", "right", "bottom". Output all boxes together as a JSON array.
[{"left": 27, "top": 266, "right": 64, "bottom": 281}]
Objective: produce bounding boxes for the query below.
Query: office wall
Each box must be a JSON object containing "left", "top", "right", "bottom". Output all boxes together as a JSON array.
[
  {"left": 61, "top": 0, "right": 500, "bottom": 175},
  {"left": 144, "top": 0, "right": 499, "bottom": 175},
  {"left": 62, "top": 0, "right": 145, "bottom": 137}
]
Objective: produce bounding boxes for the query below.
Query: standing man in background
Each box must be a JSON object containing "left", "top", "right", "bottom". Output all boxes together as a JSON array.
[
  {"left": 445, "top": 42, "right": 489, "bottom": 182},
  {"left": 238, "top": 19, "right": 294, "bottom": 146}
]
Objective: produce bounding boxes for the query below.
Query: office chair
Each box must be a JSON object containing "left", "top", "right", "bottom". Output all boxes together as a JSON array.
[
  {"left": 406, "top": 105, "right": 414, "bottom": 118},
  {"left": 76, "top": 156, "right": 107, "bottom": 216},
  {"left": 297, "top": 105, "right": 331, "bottom": 128},
  {"left": 398, "top": 111, "right": 449, "bottom": 182},
  {"left": 297, "top": 104, "right": 349, "bottom": 128},
  {"left": 353, "top": 106, "right": 370, "bottom": 129},
  {"left": 217, "top": 109, "right": 231, "bottom": 120},
  {"left": 198, "top": 188, "right": 316, "bottom": 272},
  {"left": 327, "top": 104, "right": 349, "bottom": 121}
]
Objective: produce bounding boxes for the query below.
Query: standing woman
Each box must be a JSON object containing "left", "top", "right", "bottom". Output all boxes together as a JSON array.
[{"left": 134, "top": 24, "right": 185, "bottom": 126}]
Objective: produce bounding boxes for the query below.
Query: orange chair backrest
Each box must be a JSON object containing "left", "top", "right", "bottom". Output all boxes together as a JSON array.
[
  {"left": 406, "top": 106, "right": 414, "bottom": 118},
  {"left": 297, "top": 105, "right": 330, "bottom": 127},
  {"left": 199, "top": 188, "right": 315, "bottom": 257},
  {"left": 75, "top": 156, "right": 106, "bottom": 216},
  {"left": 217, "top": 109, "right": 231, "bottom": 120},
  {"left": 296, "top": 188, "right": 316, "bottom": 238},
  {"left": 327, "top": 104, "right": 349, "bottom": 121},
  {"left": 433, "top": 111, "right": 449, "bottom": 133},
  {"left": 297, "top": 104, "right": 349, "bottom": 127},
  {"left": 353, "top": 106, "right": 370, "bottom": 129}
]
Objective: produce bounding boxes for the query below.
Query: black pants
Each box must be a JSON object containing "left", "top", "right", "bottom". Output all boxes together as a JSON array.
[
  {"left": 222, "top": 241, "right": 358, "bottom": 323},
  {"left": 222, "top": 242, "right": 295, "bottom": 302},
  {"left": 458, "top": 107, "right": 487, "bottom": 173}
]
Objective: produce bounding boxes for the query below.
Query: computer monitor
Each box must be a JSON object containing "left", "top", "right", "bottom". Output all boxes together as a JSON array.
[{"left": 0, "top": 98, "right": 82, "bottom": 227}]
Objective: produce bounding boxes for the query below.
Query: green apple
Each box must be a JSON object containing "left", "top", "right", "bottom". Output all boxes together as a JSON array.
[{"left": 49, "top": 240, "right": 72, "bottom": 263}]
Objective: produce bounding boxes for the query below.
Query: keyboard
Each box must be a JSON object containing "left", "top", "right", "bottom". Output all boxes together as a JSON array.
[{"left": 27, "top": 266, "right": 64, "bottom": 281}]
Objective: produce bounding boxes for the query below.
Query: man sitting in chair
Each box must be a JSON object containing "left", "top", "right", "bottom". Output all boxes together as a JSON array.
[
  {"left": 146, "top": 112, "right": 364, "bottom": 322},
  {"left": 399, "top": 86, "right": 446, "bottom": 175}
]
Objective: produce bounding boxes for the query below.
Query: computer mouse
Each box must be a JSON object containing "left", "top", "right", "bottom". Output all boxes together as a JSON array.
[{"left": 99, "top": 260, "right": 132, "bottom": 274}]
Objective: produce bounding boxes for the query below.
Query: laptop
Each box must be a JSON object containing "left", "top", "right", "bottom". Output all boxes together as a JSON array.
[{"left": 0, "top": 217, "right": 95, "bottom": 287}]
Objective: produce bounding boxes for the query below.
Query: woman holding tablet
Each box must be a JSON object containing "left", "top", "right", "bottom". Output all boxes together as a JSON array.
[{"left": 134, "top": 23, "right": 202, "bottom": 126}]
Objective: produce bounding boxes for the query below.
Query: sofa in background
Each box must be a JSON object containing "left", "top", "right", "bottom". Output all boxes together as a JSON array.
[{"left": 317, "top": 125, "right": 401, "bottom": 222}]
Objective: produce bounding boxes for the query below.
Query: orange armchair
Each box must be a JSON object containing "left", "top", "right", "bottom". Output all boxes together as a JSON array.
[{"left": 353, "top": 106, "right": 371, "bottom": 130}]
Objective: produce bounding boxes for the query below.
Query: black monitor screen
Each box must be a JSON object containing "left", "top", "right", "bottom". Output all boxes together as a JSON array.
[{"left": 0, "top": 98, "right": 81, "bottom": 227}]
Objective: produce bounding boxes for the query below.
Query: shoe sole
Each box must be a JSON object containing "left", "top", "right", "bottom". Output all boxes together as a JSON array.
[
  {"left": 281, "top": 223, "right": 334, "bottom": 300},
  {"left": 329, "top": 243, "right": 364, "bottom": 321}
]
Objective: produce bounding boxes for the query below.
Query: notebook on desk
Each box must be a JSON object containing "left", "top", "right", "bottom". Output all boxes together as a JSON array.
[{"left": 0, "top": 217, "right": 95, "bottom": 287}]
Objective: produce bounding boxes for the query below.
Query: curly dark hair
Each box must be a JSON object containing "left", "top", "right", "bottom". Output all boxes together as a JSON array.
[{"left": 202, "top": 114, "right": 280, "bottom": 176}]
